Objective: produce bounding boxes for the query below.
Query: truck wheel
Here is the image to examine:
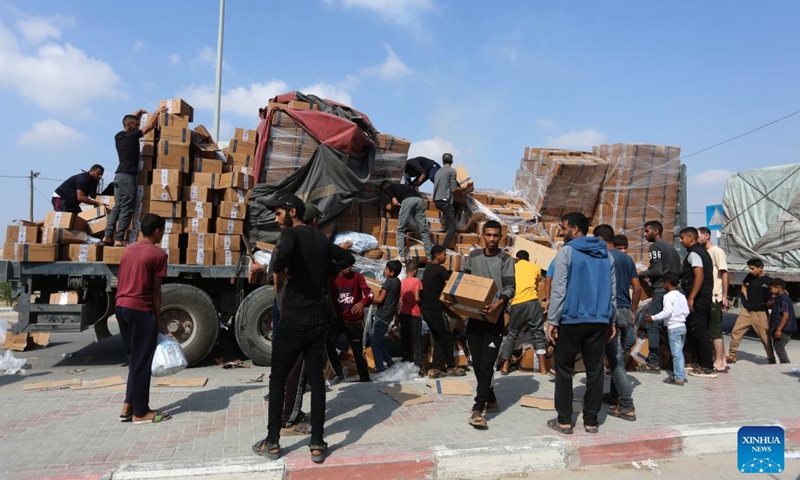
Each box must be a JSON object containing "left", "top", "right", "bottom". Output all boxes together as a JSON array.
[
  {"left": 235, "top": 286, "right": 275, "bottom": 366},
  {"left": 160, "top": 284, "right": 219, "bottom": 367}
]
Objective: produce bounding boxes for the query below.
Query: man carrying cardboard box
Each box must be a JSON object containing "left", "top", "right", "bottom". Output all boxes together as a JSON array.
[
  {"left": 460, "top": 220, "right": 515, "bottom": 430},
  {"left": 433, "top": 153, "right": 463, "bottom": 250},
  {"left": 546, "top": 212, "right": 616, "bottom": 435},
  {"left": 104, "top": 106, "right": 167, "bottom": 247},
  {"left": 52, "top": 165, "right": 104, "bottom": 213}
]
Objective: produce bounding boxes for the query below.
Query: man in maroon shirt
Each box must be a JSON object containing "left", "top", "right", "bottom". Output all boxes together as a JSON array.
[{"left": 117, "top": 213, "right": 170, "bottom": 424}]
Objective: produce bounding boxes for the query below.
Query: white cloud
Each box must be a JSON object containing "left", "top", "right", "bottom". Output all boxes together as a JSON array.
[
  {"left": 363, "top": 45, "right": 410, "bottom": 80},
  {"left": 0, "top": 22, "right": 122, "bottom": 112},
  {"left": 543, "top": 129, "right": 607, "bottom": 151},
  {"left": 690, "top": 169, "right": 733, "bottom": 187},
  {"left": 324, "top": 0, "right": 437, "bottom": 26},
  {"left": 168, "top": 53, "right": 181, "bottom": 65},
  {"left": 407, "top": 136, "right": 458, "bottom": 161},
  {"left": 18, "top": 119, "right": 86, "bottom": 147},
  {"left": 179, "top": 80, "right": 290, "bottom": 117},
  {"left": 196, "top": 46, "right": 215, "bottom": 66},
  {"left": 133, "top": 40, "right": 145, "bottom": 51},
  {"left": 14, "top": 15, "right": 74, "bottom": 44},
  {"left": 301, "top": 82, "right": 353, "bottom": 106}
]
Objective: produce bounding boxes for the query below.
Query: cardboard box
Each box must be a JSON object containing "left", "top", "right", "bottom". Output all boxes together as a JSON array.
[
  {"left": 66, "top": 244, "right": 102, "bottom": 262},
  {"left": 159, "top": 98, "right": 194, "bottom": 121},
  {"left": 229, "top": 138, "right": 256, "bottom": 155},
  {"left": 222, "top": 188, "right": 249, "bottom": 203},
  {"left": 226, "top": 152, "right": 253, "bottom": 168},
  {"left": 216, "top": 218, "right": 244, "bottom": 235},
  {"left": 163, "top": 248, "right": 182, "bottom": 265},
  {"left": 157, "top": 155, "right": 191, "bottom": 173},
  {"left": 186, "top": 248, "right": 214, "bottom": 265},
  {"left": 160, "top": 126, "right": 190, "bottom": 144},
  {"left": 163, "top": 218, "right": 183, "bottom": 234},
  {"left": 102, "top": 246, "right": 126, "bottom": 265},
  {"left": 192, "top": 172, "right": 221, "bottom": 189},
  {"left": 147, "top": 201, "right": 183, "bottom": 218},
  {"left": 183, "top": 186, "right": 213, "bottom": 203},
  {"left": 158, "top": 140, "right": 190, "bottom": 161},
  {"left": 184, "top": 201, "right": 213, "bottom": 219},
  {"left": 97, "top": 195, "right": 115, "bottom": 208},
  {"left": 187, "top": 233, "right": 215, "bottom": 250},
  {"left": 150, "top": 183, "right": 181, "bottom": 202},
  {"left": 457, "top": 233, "right": 481, "bottom": 245},
  {"left": 152, "top": 169, "right": 184, "bottom": 187},
  {"left": 158, "top": 234, "right": 183, "bottom": 249},
  {"left": 184, "top": 218, "right": 213, "bottom": 234},
  {"left": 219, "top": 172, "right": 253, "bottom": 190},
  {"left": 3, "top": 243, "right": 58, "bottom": 262},
  {"left": 86, "top": 217, "right": 107, "bottom": 237},
  {"left": 511, "top": 236, "right": 557, "bottom": 271},
  {"left": 157, "top": 112, "right": 190, "bottom": 128},
  {"left": 214, "top": 234, "right": 242, "bottom": 251},
  {"left": 44, "top": 211, "right": 86, "bottom": 231},
  {"left": 193, "top": 157, "right": 223, "bottom": 174},
  {"left": 78, "top": 207, "right": 109, "bottom": 222},
  {"left": 42, "top": 227, "right": 87, "bottom": 245},
  {"left": 229, "top": 165, "right": 254, "bottom": 177},
  {"left": 628, "top": 333, "right": 649, "bottom": 365},
  {"left": 234, "top": 127, "right": 258, "bottom": 143},
  {"left": 140, "top": 142, "right": 156, "bottom": 157},
  {"left": 442, "top": 272, "right": 500, "bottom": 323},
  {"left": 49, "top": 290, "right": 81, "bottom": 305},
  {"left": 6, "top": 224, "right": 40, "bottom": 244},
  {"left": 214, "top": 248, "right": 240, "bottom": 266},
  {"left": 218, "top": 201, "right": 247, "bottom": 219}
]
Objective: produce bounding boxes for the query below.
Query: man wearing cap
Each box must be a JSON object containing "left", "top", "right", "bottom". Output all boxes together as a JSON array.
[
  {"left": 380, "top": 180, "right": 434, "bottom": 259},
  {"left": 253, "top": 194, "right": 354, "bottom": 463},
  {"left": 433, "top": 153, "right": 462, "bottom": 249},
  {"left": 52, "top": 165, "right": 105, "bottom": 213},
  {"left": 404, "top": 156, "right": 441, "bottom": 187}
]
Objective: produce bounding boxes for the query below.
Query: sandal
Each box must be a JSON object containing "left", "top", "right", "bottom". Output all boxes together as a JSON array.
[
  {"left": 607, "top": 405, "right": 637, "bottom": 421},
  {"left": 281, "top": 421, "right": 311, "bottom": 436},
  {"left": 447, "top": 367, "right": 467, "bottom": 377},
  {"left": 636, "top": 364, "right": 661, "bottom": 374},
  {"left": 725, "top": 355, "right": 737, "bottom": 364},
  {"left": 133, "top": 410, "right": 171, "bottom": 424},
  {"left": 484, "top": 401, "right": 499, "bottom": 414},
  {"left": 252, "top": 439, "right": 281, "bottom": 460},
  {"left": 584, "top": 424, "right": 599, "bottom": 434},
  {"left": 119, "top": 414, "right": 132, "bottom": 423},
  {"left": 546, "top": 418, "right": 573, "bottom": 435},
  {"left": 309, "top": 441, "right": 328, "bottom": 463},
  {"left": 469, "top": 410, "right": 488, "bottom": 429},
  {"left": 427, "top": 369, "right": 446, "bottom": 379}
]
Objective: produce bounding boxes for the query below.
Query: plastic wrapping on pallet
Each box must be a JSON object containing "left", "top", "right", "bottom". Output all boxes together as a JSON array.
[
  {"left": 262, "top": 111, "right": 322, "bottom": 185},
  {"left": 591, "top": 144, "right": 681, "bottom": 265}
]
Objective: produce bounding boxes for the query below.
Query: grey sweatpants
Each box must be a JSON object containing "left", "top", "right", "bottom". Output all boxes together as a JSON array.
[
  {"left": 105, "top": 173, "right": 137, "bottom": 241},
  {"left": 397, "top": 197, "right": 433, "bottom": 257}
]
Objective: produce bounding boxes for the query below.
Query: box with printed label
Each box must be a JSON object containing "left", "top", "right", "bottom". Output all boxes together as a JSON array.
[
  {"left": 97, "top": 195, "right": 115, "bottom": 209},
  {"left": 457, "top": 233, "right": 481, "bottom": 245},
  {"left": 44, "top": 211, "right": 86, "bottom": 231},
  {"left": 78, "top": 207, "right": 109, "bottom": 222},
  {"left": 49, "top": 290, "right": 81, "bottom": 305},
  {"left": 218, "top": 201, "right": 247, "bottom": 219},
  {"left": 216, "top": 218, "right": 244, "bottom": 235},
  {"left": 152, "top": 169, "right": 184, "bottom": 187},
  {"left": 218, "top": 172, "right": 253, "bottom": 190},
  {"left": 157, "top": 112, "right": 190, "bottom": 128},
  {"left": 226, "top": 152, "right": 252, "bottom": 168},
  {"left": 222, "top": 188, "right": 249, "bottom": 203},
  {"left": 229, "top": 138, "right": 256, "bottom": 156},
  {"left": 6, "top": 225, "right": 40, "bottom": 244},
  {"left": 442, "top": 272, "right": 501, "bottom": 323},
  {"left": 162, "top": 218, "right": 183, "bottom": 234},
  {"left": 234, "top": 128, "right": 258, "bottom": 143},
  {"left": 183, "top": 186, "right": 213, "bottom": 203},
  {"left": 160, "top": 126, "right": 190, "bottom": 144},
  {"left": 157, "top": 155, "right": 190, "bottom": 173},
  {"left": 187, "top": 233, "right": 215, "bottom": 250},
  {"left": 226, "top": 165, "right": 254, "bottom": 177},
  {"left": 86, "top": 217, "right": 107, "bottom": 237},
  {"left": 192, "top": 157, "right": 223, "bottom": 174},
  {"left": 185, "top": 201, "right": 213, "bottom": 219},
  {"left": 150, "top": 183, "right": 181, "bottom": 202},
  {"left": 66, "top": 244, "right": 103, "bottom": 262},
  {"left": 158, "top": 234, "right": 183, "bottom": 250},
  {"left": 214, "top": 234, "right": 242, "bottom": 251},
  {"left": 185, "top": 248, "right": 214, "bottom": 265},
  {"left": 183, "top": 217, "right": 213, "bottom": 234},
  {"left": 159, "top": 98, "right": 194, "bottom": 121},
  {"left": 158, "top": 140, "right": 189, "bottom": 160},
  {"left": 214, "top": 248, "right": 240, "bottom": 266},
  {"left": 42, "top": 227, "right": 87, "bottom": 245},
  {"left": 192, "top": 172, "right": 220, "bottom": 189},
  {"left": 3, "top": 243, "right": 58, "bottom": 262},
  {"left": 147, "top": 201, "right": 183, "bottom": 218},
  {"left": 102, "top": 246, "right": 126, "bottom": 265},
  {"left": 163, "top": 248, "right": 182, "bottom": 265}
]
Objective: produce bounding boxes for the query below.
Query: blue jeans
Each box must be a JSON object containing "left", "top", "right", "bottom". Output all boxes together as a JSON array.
[
  {"left": 606, "top": 327, "right": 634, "bottom": 409},
  {"left": 371, "top": 315, "right": 395, "bottom": 372},
  {"left": 615, "top": 307, "right": 635, "bottom": 351},
  {"left": 668, "top": 325, "right": 687, "bottom": 381}
]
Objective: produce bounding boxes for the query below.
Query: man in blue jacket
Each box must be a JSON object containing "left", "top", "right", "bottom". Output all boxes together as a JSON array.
[{"left": 546, "top": 212, "right": 616, "bottom": 435}]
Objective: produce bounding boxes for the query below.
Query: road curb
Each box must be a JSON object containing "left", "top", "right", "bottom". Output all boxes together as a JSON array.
[{"left": 106, "top": 419, "right": 800, "bottom": 479}]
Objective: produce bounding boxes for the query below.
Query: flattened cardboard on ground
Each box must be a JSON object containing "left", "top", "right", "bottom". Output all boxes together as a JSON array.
[
  {"left": 520, "top": 396, "right": 582, "bottom": 412},
  {"left": 71, "top": 376, "right": 126, "bottom": 390},
  {"left": 23, "top": 379, "right": 81, "bottom": 392},
  {"left": 3, "top": 331, "right": 50, "bottom": 351},
  {"left": 379, "top": 385, "right": 432, "bottom": 406},
  {"left": 155, "top": 377, "right": 208, "bottom": 388},
  {"left": 428, "top": 379, "right": 472, "bottom": 396}
]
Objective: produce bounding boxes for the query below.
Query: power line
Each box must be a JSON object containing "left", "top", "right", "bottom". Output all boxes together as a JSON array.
[
  {"left": 0, "top": 174, "right": 31, "bottom": 179},
  {"left": 682, "top": 109, "right": 800, "bottom": 160}
]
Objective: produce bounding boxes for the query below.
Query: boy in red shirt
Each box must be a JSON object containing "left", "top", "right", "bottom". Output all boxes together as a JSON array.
[
  {"left": 116, "top": 213, "right": 170, "bottom": 424},
  {"left": 400, "top": 262, "right": 423, "bottom": 372},
  {"left": 327, "top": 266, "right": 374, "bottom": 383}
]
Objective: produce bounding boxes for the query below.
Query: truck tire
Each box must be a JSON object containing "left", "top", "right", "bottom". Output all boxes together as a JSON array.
[
  {"left": 160, "top": 284, "right": 219, "bottom": 367},
  {"left": 235, "top": 286, "right": 275, "bottom": 366}
]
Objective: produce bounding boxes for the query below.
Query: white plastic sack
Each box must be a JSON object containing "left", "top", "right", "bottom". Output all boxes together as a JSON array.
[
  {"left": 253, "top": 250, "right": 271, "bottom": 266},
  {"left": 151, "top": 333, "right": 188, "bottom": 377},
  {"left": 0, "top": 350, "right": 27, "bottom": 375},
  {"left": 334, "top": 232, "right": 378, "bottom": 253}
]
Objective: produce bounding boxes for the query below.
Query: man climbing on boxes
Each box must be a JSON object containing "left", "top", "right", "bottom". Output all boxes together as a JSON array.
[
  {"left": 404, "top": 156, "right": 441, "bottom": 187},
  {"left": 433, "top": 153, "right": 463, "bottom": 250},
  {"left": 103, "top": 105, "right": 167, "bottom": 247},
  {"left": 52, "top": 164, "right": 105, "bottom": 213},
  {"left": 380, "top": 180, "right": 434, "bottom": 260}
]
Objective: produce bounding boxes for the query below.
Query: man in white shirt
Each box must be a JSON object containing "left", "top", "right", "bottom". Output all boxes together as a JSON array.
[{"left": 698, "top": 227, "right": 729, "bottom": 372}]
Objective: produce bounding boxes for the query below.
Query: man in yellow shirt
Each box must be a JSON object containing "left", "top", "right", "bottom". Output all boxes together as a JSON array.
[{"left": 498, "top": 250, "right": 543, "bottom": 375}]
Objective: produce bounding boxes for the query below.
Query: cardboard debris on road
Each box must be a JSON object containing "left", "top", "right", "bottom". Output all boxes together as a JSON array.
[
  {"left": 216, "top": 358, "right": 251, "bottom": 369},
  {"left": 23, "top": 379, "right": 81, "bottom": 392},
  {"left": 154, "top": 377, "right": 208, "bottom": 388},
  {"left": 520, "top": 396, "right": 582, "bottom": 412},
  {"left": 71, "top": 376, "right": 127, "bottom": 390},
  {"left": 428, "top": 379, "right": 472, "bottom": 396},
  {"left": 379, "top": 385, "right": 432, "bottom": 406},
  {"left": 3, "top": 331, "right": 50, "bottom": 351}
]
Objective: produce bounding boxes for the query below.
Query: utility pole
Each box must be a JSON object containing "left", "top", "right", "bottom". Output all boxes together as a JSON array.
[
  {"left": 29, "top": 170, "right": 40, "bottom": 222},
  {"left": 213, "top": 0, "right": 226, "bottom": 142}
]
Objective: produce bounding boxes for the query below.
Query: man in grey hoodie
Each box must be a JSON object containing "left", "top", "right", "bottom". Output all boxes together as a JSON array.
[{"left": 546, "top": 212, "right": 616, "bottom": 435}]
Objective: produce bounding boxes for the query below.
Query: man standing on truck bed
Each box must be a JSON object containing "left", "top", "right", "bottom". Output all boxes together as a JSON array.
[
  {"left": 638, "top": 220, "right": 682, "bottom": 374},
  {"left": 51, "top": 165, "right": 104, "bottom": 213},
  {"left": 253, "top": 194, "right": 354, "bottom": 464},
  {"left": 433, "top": 153, "right": 462, "bottom": 250},
  {"left": 116, "top": 213, "right": 170, "bottom": 424},
  {"left": 103, "top": 106, "right": 166, "bottom": 247}
]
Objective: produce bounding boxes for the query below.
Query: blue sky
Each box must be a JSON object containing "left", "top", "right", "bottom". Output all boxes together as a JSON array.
[{"left": 0, "top": 0, "right": 798, "bottom": 230}]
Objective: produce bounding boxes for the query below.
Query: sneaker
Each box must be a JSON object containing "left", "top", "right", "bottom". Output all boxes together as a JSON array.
[
  {"left": 663, "top": 375, "right": 685, "bottom": 386},
  {"left": 688, "top": 367, "right": 717, "bottom": 378}
]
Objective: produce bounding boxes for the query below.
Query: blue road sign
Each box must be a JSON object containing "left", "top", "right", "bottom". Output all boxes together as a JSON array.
[{"left": 706, "top": 204, "right": 724, "bottom": 231}]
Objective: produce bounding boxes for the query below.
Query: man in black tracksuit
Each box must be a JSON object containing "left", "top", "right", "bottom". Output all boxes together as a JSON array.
[{"left": 679, "top": 227, "right": 716, "bottom": 378}]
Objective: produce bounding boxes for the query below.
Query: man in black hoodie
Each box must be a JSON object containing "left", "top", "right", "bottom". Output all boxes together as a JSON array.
[{"left": 679, "top": 227, "right": 716, "bottom": 378}]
